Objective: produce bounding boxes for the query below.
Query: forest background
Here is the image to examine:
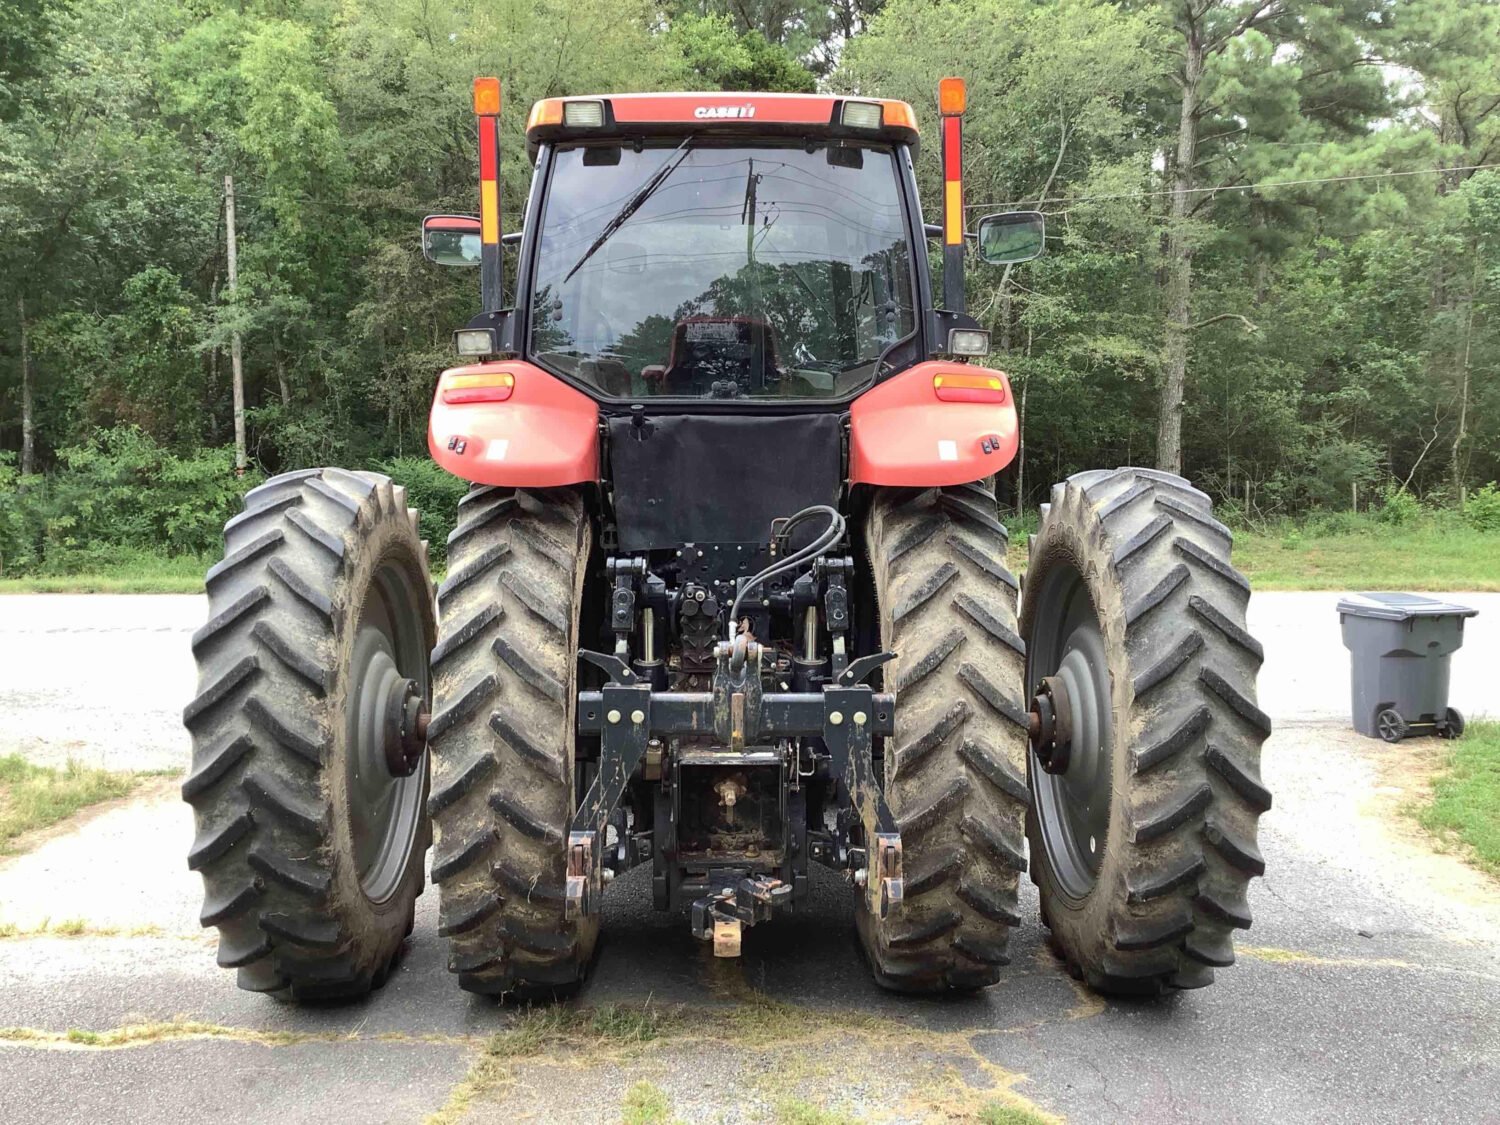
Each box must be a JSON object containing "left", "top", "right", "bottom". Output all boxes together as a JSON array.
[{"left": 3, "top": 0, "right": 1499, "bottom": 584}]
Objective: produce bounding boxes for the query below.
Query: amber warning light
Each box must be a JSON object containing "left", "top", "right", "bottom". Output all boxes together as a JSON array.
[
  {"left": 939, "top": 76, "right": 967, "bottom": 116},
  {"left": 472, "top": 77, "right": 501, "bottom": 116},
  {"left": 933, "top": 371, "right": 1006, "bottom": 404}
]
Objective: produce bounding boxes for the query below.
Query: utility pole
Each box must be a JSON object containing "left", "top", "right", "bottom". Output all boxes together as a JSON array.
[
  {"left": 18, "top": 296, "right": 34, "bottom": 477},
  {"left": 225, "top": 173, "right": 247, "bottom": 475}
]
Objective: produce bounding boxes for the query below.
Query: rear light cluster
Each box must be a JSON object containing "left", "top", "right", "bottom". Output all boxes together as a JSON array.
[
  {"left": 527, "top": 99, "right": 606, "bottom": 130},
  {"left": 441, "top": 370, "right": 514, "bottom": 404},
  {"left": 933, "top": 372, "right": 1007, "bottom": 404}
]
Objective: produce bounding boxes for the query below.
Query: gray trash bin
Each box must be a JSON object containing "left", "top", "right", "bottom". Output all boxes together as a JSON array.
[{"left": 1337, "top": 592, "right": 1477, "bottom": 742}]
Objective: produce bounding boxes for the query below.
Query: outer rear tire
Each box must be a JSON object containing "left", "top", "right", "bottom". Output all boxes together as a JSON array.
[
  {"left": 857, "top": 481, "right": 1030, "bottom": 992},
  {"left": 429, "top": 486, "right": 599, "bottom": 997},
  {"left": 1021, "top": 467, "right": 1270, "bottom": 995},
  {"left": 183, "top": 468, "right": 435, "bottom": 1001}
]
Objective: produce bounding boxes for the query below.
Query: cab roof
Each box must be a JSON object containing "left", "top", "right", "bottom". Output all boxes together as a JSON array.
[{"left": 524, "top": 92, "right": 921, "bottom": 160}]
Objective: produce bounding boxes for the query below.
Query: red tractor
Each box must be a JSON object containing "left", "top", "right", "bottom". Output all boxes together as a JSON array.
[{"left": 184, "top": 78, "right": 1269, "bottom": 1001}]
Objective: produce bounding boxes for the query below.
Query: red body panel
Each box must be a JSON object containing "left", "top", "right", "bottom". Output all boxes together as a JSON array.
[
  {"left": 848, "top": 361, "right": 1018, "bottom": 487},
  {"left": 428, "top": 361, "right": 599, "bottom": 487}
]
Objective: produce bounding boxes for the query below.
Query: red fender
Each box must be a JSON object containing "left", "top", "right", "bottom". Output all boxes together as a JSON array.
[
  {"left": 849, "top": 360, "right": 1018, "bottom": 487},
  {"left": 428, "top": 361, "right": 599, "bottom": 487}
]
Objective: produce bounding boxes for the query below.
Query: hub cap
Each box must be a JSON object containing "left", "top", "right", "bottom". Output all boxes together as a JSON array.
[
  {"left": 346, "top": 560, "right": 429, "bottom": 904},
  {"left": 1028, "top": 562, "right": 1113, "bottom": 901}
]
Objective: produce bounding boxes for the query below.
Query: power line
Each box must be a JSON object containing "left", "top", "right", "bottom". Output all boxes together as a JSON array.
[{"left": 964, "top": 161, "right": 1500, "bottom": 212}]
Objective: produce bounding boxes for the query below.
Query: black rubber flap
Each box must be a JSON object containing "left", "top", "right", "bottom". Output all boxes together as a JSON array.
[
  {"left": 608, "top": 413, "right": 842, "bottom": 551},
  {"left": 1336, "top": 592, "right": 1479, "bottom": 621}
]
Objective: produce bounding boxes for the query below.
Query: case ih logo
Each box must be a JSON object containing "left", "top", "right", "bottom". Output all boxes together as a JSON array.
[{"left": 694, "top": 104, "right": 756, "bottom": 119}]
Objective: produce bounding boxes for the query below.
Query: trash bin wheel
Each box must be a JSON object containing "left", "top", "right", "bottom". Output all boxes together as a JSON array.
[
  {"left": 1375, "top": 708, "right": 1408, "bottom": 743},
  {"left": 1439, "top": 707, "right": 1465, "bottom": 740}
]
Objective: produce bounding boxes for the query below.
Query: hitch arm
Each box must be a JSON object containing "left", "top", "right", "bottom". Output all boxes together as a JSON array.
[
  {"left": 566, "top": 674, "right": 652, "bottom": 920},
  {"left": 823, "top": 682, "right": 903, "bottom": 917}
]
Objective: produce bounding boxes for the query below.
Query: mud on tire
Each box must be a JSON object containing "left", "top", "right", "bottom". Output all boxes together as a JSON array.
[
  {"left": 857, "top": 481, "right": 1030, "bottom": 992},
  {"left": 428, "top": 486, "right": 598, "bottom": 996},
  {"left": 1021, "top": 467, "right": 1271, "bottom": 994},
  {"left": 183, "top": 468, "right": 435, "bottom": 1001}
]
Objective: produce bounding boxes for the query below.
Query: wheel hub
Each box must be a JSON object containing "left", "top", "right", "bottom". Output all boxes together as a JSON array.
[
  {"left": 346, "top": 564, "right": 431, "bottom": 905},
  {"left": 1028, "top": 676, "right": 1073, "bottom": 774},
  {"left": 1026, "top": 562, "right": 1114, "bottom": 900},
  {"left": 383, "top": 678, "right": 429, "bottom": 777}
]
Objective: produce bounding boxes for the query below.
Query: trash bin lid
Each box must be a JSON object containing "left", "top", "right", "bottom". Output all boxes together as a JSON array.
[{"left": 1336, "top": 592, "right": 1479, "bottom": 621}]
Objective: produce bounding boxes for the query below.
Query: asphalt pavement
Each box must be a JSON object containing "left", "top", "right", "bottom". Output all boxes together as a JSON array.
[{"left": 0, "top": 591, "right": 1496, "bottom": 1123}]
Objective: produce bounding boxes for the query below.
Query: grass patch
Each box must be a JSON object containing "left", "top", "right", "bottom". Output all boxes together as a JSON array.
[
  {"left": 621, "top": 1081, "right": 677, "bottom": 1125},
  {"left": 0, "top": 1019, "right": 330, "bottom": 1049},
  {"left": 1415, "top": 720, "right": 1500, "bottom": 876},
  {"left": 774, "top": 1097, "right": 859, "bottom": 1125},
  {"left": 980, "top": 1103, "right": 1052, "bottom": 1125},
  {"left": 1232, "top": 513, "right": 1498, "bottom": 591},
  {"left": 425, "top": 993, "right": 1061, "bottom": 1125},
  {"left": 0, "top": 755, "right": 141, "bottom": 854},
  {"left": 0, "top": 552, "right": 209, "bottom": 594},
  {"left": 0, "top": 920, "right": 165, "bottom": 939},
  {"left": 1008, "top": 508, "right": 1498, "bottom": 590}
]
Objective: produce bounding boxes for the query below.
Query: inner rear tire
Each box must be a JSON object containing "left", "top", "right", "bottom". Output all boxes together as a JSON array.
[
  {"left": 1021, "top": 467, "right": 1270, "bottom": 995},
  {"left": 428, "top": 486, "right": 599, "bottom": 997},
  {"left": 857, "top": 481, "right": 1030, "bottom": 992},
  {"left": 183, "top": 468, "right": 434, "bottom": 1001}
]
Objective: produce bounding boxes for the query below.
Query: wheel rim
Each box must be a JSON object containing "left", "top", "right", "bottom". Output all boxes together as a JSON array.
[
  {"left": 1028, "top": 561, "right": 1113, "bottom": 901},
  {"left": 1377, "top": 710, "right": 1404, "bottom": 742},
  {"left": 346, "top": 558, "right": 428, "bottom": 904}
]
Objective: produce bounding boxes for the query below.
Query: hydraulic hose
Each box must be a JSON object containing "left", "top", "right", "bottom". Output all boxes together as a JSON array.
[{"left": 726, "top": 505, "right": 846, "bottom": 641}]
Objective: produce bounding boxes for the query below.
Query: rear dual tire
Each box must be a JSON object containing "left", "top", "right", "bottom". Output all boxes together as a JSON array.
[
  {"left": 858, "top": 481, "right": 1030, "bottom": 992},
  {"left": 1021, "top": 468, "right": 1271, "bottom": 994},
  {"left": 183, "top": 469, "right": 435, "bottom": 1000},
  {"left": 427, "top": 486, "right": 598, "bottom": 997}
]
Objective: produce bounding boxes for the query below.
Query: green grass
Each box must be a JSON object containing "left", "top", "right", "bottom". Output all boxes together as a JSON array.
[
  {"left": 621, "top": 1081, "right": 676, "bottom": 1125},
  {"left": 0, "top": 551, "right": 209, "bottom": 594},
  {"left": 1417, "top": 720, "right": 1500, "bottom": 876},
  {"left": 1006, "top": 509, "right": 1498, "bottom": 591},
  {"left": 1232, "top": 517, "right": 1499, "bottom": 591},
  {"left": 773, "top": 1098, "right": 860, "bottom": 1125},
  {"left": 979, "top": 1104, "right": 1052, "bottom": 1125},
  {"left": 0, "top": 755, "right": 141, "bottom": 853}
]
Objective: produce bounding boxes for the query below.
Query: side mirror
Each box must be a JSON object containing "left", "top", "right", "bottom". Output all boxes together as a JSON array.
[
  {"left": 422, "top": 215, "right": 481, "bottom": 267},
  {"left": 976, "top": 211, "right": 1045, "bottom": 265}
]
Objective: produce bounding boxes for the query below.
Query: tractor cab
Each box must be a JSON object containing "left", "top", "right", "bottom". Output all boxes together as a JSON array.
[{"left": 423, "top": 89, "right": 1042, "bottom": 403}]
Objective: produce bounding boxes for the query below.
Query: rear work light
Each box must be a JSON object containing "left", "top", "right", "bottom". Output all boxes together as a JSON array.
[
  {"left": 563, "top": 100, "right": 605, "bottom": 127},
  {"left": 442, "top": 370, "right": 514, "bottom": 404},
  {"left": 841, "top": 100, "right": 883, "bottom": 129},
  {"left": 947, "top": 328, "right": 991, "bottom": 356},
  {"left": 933, "top": 371, "right": 1007, "bottom": 404},
  {"left": 454, "top": 328, "right": 497, "bottom": 356}
]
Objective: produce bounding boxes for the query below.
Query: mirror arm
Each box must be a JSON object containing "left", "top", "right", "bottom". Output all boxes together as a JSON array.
[{"left": 924, "top": 222, "right": 976, "bottom": 241}]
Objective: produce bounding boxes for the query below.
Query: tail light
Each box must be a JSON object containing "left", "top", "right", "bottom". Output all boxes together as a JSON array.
[
  {"left": 933, "top": 371, "right": 1007, "bottom": 404},
  {"left": 442, "top": 370, "right": 514, "bottom": 404}
]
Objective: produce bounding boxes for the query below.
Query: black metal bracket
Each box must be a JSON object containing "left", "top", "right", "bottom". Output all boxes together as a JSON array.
[
  {"left": 566, "top": 661, "right": 651, "bottom": 920},
  {"left": 690, "top": 874, "right": 793, "bottom": 956},
  {"left": 570, "top": 643, "right": 904, "bottom": 922},
  {"left": 822, "top": 681, "right": 903, "bottom": 917}
]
